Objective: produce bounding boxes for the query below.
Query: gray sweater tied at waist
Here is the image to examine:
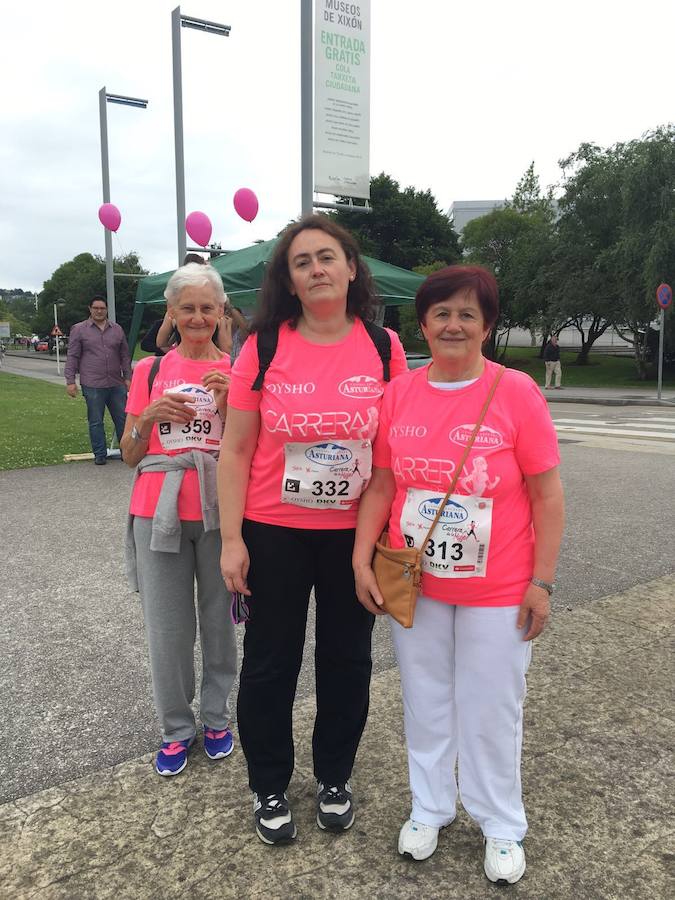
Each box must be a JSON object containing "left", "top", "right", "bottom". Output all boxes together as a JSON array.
[{"left": 125, "top": 451, "right": 219, "bottom": 591}]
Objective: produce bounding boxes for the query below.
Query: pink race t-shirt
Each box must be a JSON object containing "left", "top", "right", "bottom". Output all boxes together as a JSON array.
[
  {"left": 373, "top": 359, "right": 560, "bottom": 607},
  {"left": 228, "top": 319, "right": 407, "bottom": 529},
  {"left": 126, "top": 349, "right": 231, "bottom": 520}
]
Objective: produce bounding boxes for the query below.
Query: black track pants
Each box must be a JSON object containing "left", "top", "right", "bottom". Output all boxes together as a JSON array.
[{"left": 238, "top": 519, "right": 375, "bottom": 795}]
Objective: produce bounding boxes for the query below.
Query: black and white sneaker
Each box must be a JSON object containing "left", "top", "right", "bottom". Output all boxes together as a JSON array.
[
  {"left": 253, "top": 792, "right": 297, "bottom": 845},
  {"left": 316, "top": 782, "right": 355, "bottom": 832}
]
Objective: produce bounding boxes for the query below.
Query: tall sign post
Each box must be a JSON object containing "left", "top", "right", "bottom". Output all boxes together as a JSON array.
[
  {"left": 171, "top": 7, "right": 231, "bottom": 265},
  {"left": 302, "top": 0, "right": 372, "bottom": 215},
  {"left": 98, "top": 89, "right": 148, "bottom": 324},
  {"left": 98, "top": 88, "right": 116, "bottom": 323},
  {"left": 301, "top": 0, "right": 314, "bottom": 216},
  {"left": 656, "top": 283, "right": 672, "bottom": 401}
]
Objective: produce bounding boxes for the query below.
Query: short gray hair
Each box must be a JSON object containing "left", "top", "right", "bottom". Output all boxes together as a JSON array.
[{"left": 164, "top": 263, "right": 228, "bottom": 307}]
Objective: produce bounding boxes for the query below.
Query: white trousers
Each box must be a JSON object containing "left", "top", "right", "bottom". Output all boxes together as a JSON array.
[
  {"left": 545, "top": 360, "right": 562, "bottom": 387},
  {"left": 391, "top": 597, "right": 532, "bottom": 840}
]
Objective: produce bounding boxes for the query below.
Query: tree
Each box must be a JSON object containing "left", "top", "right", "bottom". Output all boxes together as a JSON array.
[
  {"left": 0, "top": 290, "right": 38, "bottom": 328},
  {"left": 333, "top": 173, "right": 461, "bottom": 270},
  {"left": 35, "top": 252, "right": 148, "bottom": 337},
  {"left": 0, "top": 298, "right": 33, "bottom": 336},
  {"left": 556, "top": 127, "right": 675, "bottom": 376},
  {"left": 461, "top": 166, "right": 556, "bottom": 358}
]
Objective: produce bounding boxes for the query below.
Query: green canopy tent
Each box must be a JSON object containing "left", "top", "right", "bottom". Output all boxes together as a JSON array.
[{"left": 127, "top": 239, "right": 424, "bottom": 351}]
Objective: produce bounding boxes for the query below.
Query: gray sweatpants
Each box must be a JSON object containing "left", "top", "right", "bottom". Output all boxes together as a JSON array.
[{"left": 133, "top": 517, "right": 237, "bottom": 742}]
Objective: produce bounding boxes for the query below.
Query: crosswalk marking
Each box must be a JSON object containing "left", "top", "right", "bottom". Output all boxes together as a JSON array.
[
  {"left": 554, "top": 418, "right": 675, "bottom": 429},
  {"left": 554, "top": 420, "right": 675, "bottom": 441}
]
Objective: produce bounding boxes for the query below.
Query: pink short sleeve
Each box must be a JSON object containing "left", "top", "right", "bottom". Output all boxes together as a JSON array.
[
  {"left": 513, "top": 374, "right": 560, "bottom": 474},
  {"left": 227, "top": 333, "right": 262, "bottom": 412},
  {"left": 126, "top": 356, "right": 153, "bottom": 416}
]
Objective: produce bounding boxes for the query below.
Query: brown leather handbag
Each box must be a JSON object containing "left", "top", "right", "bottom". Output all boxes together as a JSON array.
[{"left": 372, "top": 367, "right": 504, "bottom": 628}]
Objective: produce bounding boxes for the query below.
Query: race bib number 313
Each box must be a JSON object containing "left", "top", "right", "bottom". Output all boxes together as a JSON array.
[
  {"left": 401, "top": 488, "right": 493, "bottom": 578},
  {"left": 282, "top": 440, "right": 372, "bottom": 509},
  {"left": 158, "top": 383, "right": 223, "bottom": 451}
]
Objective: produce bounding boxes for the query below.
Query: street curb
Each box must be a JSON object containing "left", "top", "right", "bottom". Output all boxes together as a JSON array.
[{"left": 546, "top": 395, "right": 675, "bottom": 408}]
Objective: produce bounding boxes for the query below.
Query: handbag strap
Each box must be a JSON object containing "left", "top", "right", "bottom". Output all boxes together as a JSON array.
[{"left": 420, "top": 366, "right": 505, "bottom": 556}]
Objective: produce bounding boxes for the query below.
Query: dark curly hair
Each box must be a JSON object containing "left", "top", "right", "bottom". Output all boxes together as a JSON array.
[{"left": 251, "top": 214, "right": 381, "bottom": 332}]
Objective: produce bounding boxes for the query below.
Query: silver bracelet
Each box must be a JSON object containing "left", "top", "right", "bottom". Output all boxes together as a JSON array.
[{"left": 531, "top": 577, "right": 555, "bottom": 595}]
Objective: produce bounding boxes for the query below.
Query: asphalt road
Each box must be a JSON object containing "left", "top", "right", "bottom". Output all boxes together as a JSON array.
[
  {"left": 1, "top": 409, "right": 674, "bottom": 805},
  {"left": 1, "top": 352, "right": 68, "bottom": 385}
]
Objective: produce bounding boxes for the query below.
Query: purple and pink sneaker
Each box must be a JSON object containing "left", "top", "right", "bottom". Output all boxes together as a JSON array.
[
  {"left": 155, "top": 736, "right": 195, "bottom": 776},
  {"left": 203, "top": 727, "right": 234, "bottom": 760}
]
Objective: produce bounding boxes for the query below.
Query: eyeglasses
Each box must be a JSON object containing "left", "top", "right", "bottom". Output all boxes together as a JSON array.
[{"left": 230, "top": 592, "right": 250, "bottom": 625}]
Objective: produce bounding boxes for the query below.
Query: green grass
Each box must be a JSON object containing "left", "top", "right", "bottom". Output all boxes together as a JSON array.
[
  {"left": 405, "top": 341, "right": 675, "bottom": 389},
  {"left": 502, "top": 346, "right": 675, "bottom": 388},
  {"left": 0, "top": 373, "right": 97, "bottom": 469}
]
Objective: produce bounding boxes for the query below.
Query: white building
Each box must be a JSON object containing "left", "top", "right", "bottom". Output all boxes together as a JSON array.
[{"left": 448, "top": 200, "right": 504, "bottom": 233}]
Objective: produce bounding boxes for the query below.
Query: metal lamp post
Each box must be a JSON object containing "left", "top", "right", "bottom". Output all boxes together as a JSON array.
[
  {"left": 53, "top": 300, "right": 66, "bottom": 375},
  {"left": 172, "top": 6, "right": 231, "bottom": 265},
  {"left": 98, "top": 89, "right": 148, "bottom": 324}
]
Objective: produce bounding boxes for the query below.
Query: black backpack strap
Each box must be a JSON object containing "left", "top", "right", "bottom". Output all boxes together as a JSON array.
[
  {"left": 147, "top": 355, "right": 163, "bottom": 396},
  {"left": 251, "top": 328, "right": 279, "bottom": 391},
  {"left": 363, "top": 320, "right": 392, "bottom": 382}
]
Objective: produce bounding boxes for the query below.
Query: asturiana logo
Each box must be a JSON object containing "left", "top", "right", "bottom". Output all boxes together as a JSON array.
[
  {"left": 338, "top": 375, "right": 383, "bottom": 399},
  {"left": 176, "top": 385, "right": 215, "bottom": 407},
  {"left": 449, "top": 424, "right": 503, "bottom": 448},
  {"left": 418, "top": 497, "right": 468, "bottom": 524},
  {"left": 305, "top": 442, "right": 353, "bottom": 466}
]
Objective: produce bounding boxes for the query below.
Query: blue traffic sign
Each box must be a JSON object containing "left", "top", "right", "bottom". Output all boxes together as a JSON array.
[{"left": 656, "top": 283, "right": 672, "bottom": 309}]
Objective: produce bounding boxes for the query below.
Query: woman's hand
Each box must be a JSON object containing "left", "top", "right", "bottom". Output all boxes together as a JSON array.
[
  {"left": 220, "top": 536, "right": 251, "bottom": 596},
  {"left": 141, "top": 392, "right": 196, "bottom": 428},
  {"left": 354, "top": 563, "right": 386, "bottom": 616},
  {"left": 517, "top": 583, "right": 550, "bottom": 640},
  {"left": 202, "top": 370, "right": 230, "bottom": 416}
]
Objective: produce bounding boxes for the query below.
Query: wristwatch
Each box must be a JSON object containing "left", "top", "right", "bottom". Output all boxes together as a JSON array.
[
  {"left": 130, "top": 425, "right": 150, "bottom": 442},
  {"left": 531, "top": 577, "right": 555, "bottom": 595}
]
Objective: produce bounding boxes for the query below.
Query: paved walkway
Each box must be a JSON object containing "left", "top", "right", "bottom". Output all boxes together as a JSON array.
[{"left": 1, "top": 576, "right": 672, "bottom": 899}]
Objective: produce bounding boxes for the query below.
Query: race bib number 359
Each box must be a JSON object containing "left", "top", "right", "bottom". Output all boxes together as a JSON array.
[
  {"left": 400, "top": 488, "right": 493, "bottom": 578},
  {"left": 158, "top": 383, "right": 223, "bottom": 451},
  {"left": 281, "top": 439, "right": 372, "bottom": 509}
]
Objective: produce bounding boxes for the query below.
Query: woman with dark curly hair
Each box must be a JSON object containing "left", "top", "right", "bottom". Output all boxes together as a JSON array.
[{"left": 218, "top": 214, "right": 407, "bottom": 845}]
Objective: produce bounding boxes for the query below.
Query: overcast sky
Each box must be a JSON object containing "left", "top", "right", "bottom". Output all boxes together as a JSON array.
[{"left": 1, "top": 0, "right": 672, "bottom": 292}]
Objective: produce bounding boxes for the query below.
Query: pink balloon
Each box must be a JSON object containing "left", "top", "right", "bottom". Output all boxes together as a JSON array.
[
  {"left": 98, "top": 203, "right": 121, "bottom": 232},
  {"left": 233, "top": 188, "right": 259, "bottom": 223},
  {"left": 186, "top": 211, "right": 212, "bottom": 247}
]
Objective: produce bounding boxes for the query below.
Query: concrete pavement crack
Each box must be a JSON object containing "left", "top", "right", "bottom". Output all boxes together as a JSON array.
[{"left": 26, "top": 845, "right": 138, "bottom": 898}]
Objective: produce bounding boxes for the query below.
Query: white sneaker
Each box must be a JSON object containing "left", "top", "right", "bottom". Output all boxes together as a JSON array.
[
  {"left": 483, "top": 837, "right": 526, "bottom": 884},
  {"left": 398, "top": 818, "right": 439, "bottom": 861}
]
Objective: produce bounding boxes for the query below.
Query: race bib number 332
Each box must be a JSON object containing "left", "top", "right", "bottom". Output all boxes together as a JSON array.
[
  {"left": 400, "top": 488, "right": 493, "bottom": 578},
  {"left": 281, "top": 439, "right": 372, "bottom": 509}
]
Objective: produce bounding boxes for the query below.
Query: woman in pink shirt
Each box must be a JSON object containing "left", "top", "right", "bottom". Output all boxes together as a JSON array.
[
  {"left": 121, "top": 264, "right": 237, "bottom": 778},
  {"left": 353, "top": 266, "right": 564, "bottom": 884},
  {"left": 218, "top": 216, "right": 407, "bottom": 845}
]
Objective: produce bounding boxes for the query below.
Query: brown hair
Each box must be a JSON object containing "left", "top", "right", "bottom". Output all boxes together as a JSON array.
[{"left": 251, "top": 214, "right": 381, "bottom": 332}]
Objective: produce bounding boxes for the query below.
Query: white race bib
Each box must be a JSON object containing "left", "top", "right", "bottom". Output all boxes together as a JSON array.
[
  {"left": 400, "top": 488, "right": 493, "bottom": 578},
  {"left": 157, "top": 382, "right": 223, "bottom": 451},
  {"left": 281, "top": 439, "right": 372, "bottom": 509}
]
